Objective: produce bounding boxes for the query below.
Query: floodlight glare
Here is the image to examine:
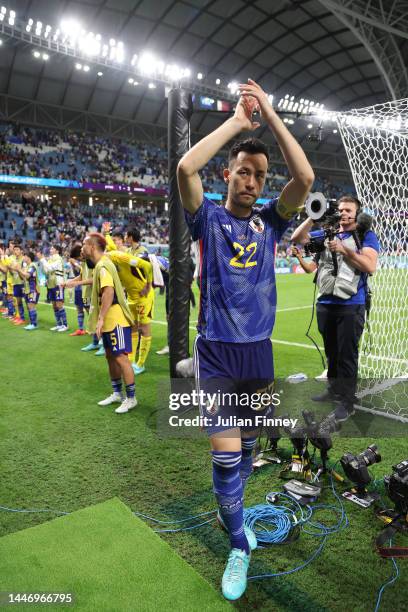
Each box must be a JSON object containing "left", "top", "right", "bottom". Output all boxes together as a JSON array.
[
  {"left": 148, "top": 82, "right": 156, "bottom": 89},
  {"left": 42, "top": 53, "right": 49, "bottom": 60},
  {"left": 97, "top": 71, "right": 103, "bottom": 76},
  {"left": 83, "top": 65, "right": 90, "bottom": 72},
  {"left": 333, "top": 129, "right": 338, "bottom": 133},
  {"left": 197, "top": 72, "right": 203, "bottom": 80},
  {"left": 75, "top": 62, "right": 82, "bottom": 70},
  {"left": 33, "top": 50, "right": 40, "bottom": 58},
  {"left": 215, "top": 78, "right": 221, "bottom": 85},
  {"left": 138, "top": 52, "right": 156, "bottom": 75},
  {"left": 128, "top": 77, "right": 134, "bottom": 84},
  {"left": 307, "top": 123, "right": 313, "bottom": 129}
]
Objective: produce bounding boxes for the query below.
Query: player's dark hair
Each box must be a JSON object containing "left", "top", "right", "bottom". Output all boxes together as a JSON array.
[
  {"left": 53, "top": 244, "right": 62, "bottom": 254},
  {"left": 228, "top": 138, "right": 269, "bottom": 165},
  {"left": 88, "top": 232, "right": 107, "bottom": 252},
  {"left": 126, "top": 226, "right": 141, "bottom": 242},
  {"left": 338, "top": 194, "right": 362, "bottom": 212},
  {"left": 27, "top": 251, "right": 36, "bottom": 262},
  {"left": 112, "top": 230, "right": 124, "bottom": 239},
  {"left": 70, "top": 243, "right": 82, "bottom": 259}
]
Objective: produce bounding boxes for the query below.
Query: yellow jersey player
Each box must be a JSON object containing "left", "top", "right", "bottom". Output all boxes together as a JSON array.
[
  {"left": 125, "top": 226, "right": 148, "bottom": 257},
  {"left": 82, "top": 232, "right": 136, "bottom": 414},
  {"left": 8, "top": 243, "right": 27, "bottom": 325},
  {"left": 39, "top": 245, "right": 69, "bottom": 332},
  {"left": 105, "top": 249, "right": 154, "bottom": 375}
]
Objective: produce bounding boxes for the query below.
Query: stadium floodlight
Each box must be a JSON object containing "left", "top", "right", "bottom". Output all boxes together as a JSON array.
[
  {"left": 33, "top": 50, "right": 40, "bottom": 58},
  {"left": 131, "top": 53, "right": 138, "bottom": 66},
  {"left": 128, "top": 77, "right": 134, "bottom": 84},
  {"left": 148, "top": 82, "right": 156, "bottom": 89},
  {"left": 97, "top": 71, "right": 103, "bottom": 76},
  {"left": 333, "top": 129, "right": 338, "bottom": 133},
  {"left": 101, "top": 44, "right": 108, "bottom": 57},
  {"left": 35, "top": 21, "right": 42, "bottom": 35},
  {"left": 116, "top": 41, "right": 125, "bottom": 63},
  {"left": 138, "top": 52, "right": 156, "bottom": 75},
  {"left": 42, "top": 53, "right": 49, "bottom": 60},
  {"left": 75, "top": 62, "right": 82, "bottom": 70},
  {"left": 197, "top": 72, "right": 203, "bottom": 80},
  {"left": 307, "top": 123, "right": 313, "bottom": 129},
  {"left": 215, "top": 78, "right": 221, "bottom": 85},
  {"left": 83, "top": 64, "right": 89, "bottom": 72},
  {"left": 8, "top": 9, "right": 15, "bottom": 25},
  {"left": 228, "top": 81, "right": 239, "bottom": 94},
  {"left": 44, "top": 25, "right": 51, "bottom": 38}
]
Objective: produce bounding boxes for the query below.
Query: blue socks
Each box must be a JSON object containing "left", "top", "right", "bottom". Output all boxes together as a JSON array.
[
  {"left": 29, "top": 309, "right": 37, "bottom": 326},
  {"left": 93, "top": 333, "right": 98, "bottom": 346},
  {"left": 8, "top": 298, "right": 15, "bottom": 316},
  {"left": 18, "top": 301, "right": 25, "bottom": 319},
  {"left": 77, "top": 311, "right": 84, "bottom": 330},
  {"left": 126, "top": 382, "right": 135, "bottom": 399},
  {"left": 240, "top": 437, "right": 257, "bottom": 492},
  {"left": 111, "top": 378, "right": 122, "bottom": 394},
  {"left": 54, "top": 308, "right": 60, "bottom": 325},
  {"left": 212, "top": 450, "right": 249, "bottom": 554},
  {"left": 59, "top": 308, "right": 67, "bottom": 326}
]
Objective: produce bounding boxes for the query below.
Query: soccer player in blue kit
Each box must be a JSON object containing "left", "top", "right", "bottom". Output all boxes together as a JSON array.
[{"left": 177, "top": 79, "right": 315, "bottom": 600}]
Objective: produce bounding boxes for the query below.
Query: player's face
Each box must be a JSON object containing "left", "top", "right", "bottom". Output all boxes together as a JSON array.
[
  {"left": 50, "top": 246, "right": 56, "bottom": 256},
  {"left": 225, "top": 152, "right": 268, "bottom": 210},
  {"left": 81, "top": 238, "right": 92, "bottom": 260},
  {"left": 13, "top": 246, "right": 22, "bottom": 257},
  {"left": 113, "top": 236, "right": 124, "bottom": 249},
  {"left": 339, "top": 201, "right": 358, "bottom": 229}
]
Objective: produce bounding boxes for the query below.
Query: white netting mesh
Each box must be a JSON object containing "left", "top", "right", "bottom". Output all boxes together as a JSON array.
[{"left": 336, "top": 99, "right": 408, "bottom": 421}]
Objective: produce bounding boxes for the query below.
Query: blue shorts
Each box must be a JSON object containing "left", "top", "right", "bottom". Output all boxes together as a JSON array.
[
  {"left": 194, "top": 335, "right": 275, "bottom": 435},
  {"left": 74, "top": 286, "right": 84, "bottom": 308},
  {"left": 13, "top": 284, "right": 24, "bottom": 298},
  {"left": 48, "top": 286, "right": 65, "bottom": 302},
  {"left": 25, "top": 290, "right": 40, "bottom": 304},
  {"left": 102, "top": 325, "right": 132, "bottom": 355}
]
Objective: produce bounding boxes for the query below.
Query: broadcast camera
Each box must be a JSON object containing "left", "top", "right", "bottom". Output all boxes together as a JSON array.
[
  {"left": 340, "top": 444, "right": 381, "bottom": 506},
  {"left": 384, "top": 459, "right": 408, "bottom": 515},
  {"left": 302, "top": 410, "right": 341, "bottom": 473},
  {"left": 303, "top": 192, "right": 341, "bottom": 258}
]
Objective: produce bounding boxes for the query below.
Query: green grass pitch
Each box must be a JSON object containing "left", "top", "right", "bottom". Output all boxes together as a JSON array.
[{"left": 0, "top": 275, "right": 407, "bottom": 611}]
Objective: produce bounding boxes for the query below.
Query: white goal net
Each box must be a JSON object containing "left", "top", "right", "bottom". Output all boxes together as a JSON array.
[{"left": 336, "top": 99, "right": 408, "bottom": 422}]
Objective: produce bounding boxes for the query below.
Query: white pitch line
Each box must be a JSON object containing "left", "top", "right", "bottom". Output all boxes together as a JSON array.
[{"left": 37, "top": 302, "right": 407, "bottom": 365}]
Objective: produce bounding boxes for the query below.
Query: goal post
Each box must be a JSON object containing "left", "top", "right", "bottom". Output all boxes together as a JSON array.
[{"left": 336, "top": 99, "right": 408, "bottom": 421}]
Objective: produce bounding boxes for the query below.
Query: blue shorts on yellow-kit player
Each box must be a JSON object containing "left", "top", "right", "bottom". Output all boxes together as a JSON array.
[
  {"left": 102, "top": 325, "right": 132, "bottom": 355},
  {"left": 48, "top": 286, "right": 65, "bottom": 302}
]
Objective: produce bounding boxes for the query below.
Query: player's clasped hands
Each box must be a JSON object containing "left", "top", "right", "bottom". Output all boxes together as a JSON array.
[{"left": 238, "top": 79, "right": 273, "bottom": 121}]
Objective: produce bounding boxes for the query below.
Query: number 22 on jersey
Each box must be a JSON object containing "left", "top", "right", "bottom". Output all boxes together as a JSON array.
[{"left": 229, "top": 242, "right": 257, "bottom": 268}]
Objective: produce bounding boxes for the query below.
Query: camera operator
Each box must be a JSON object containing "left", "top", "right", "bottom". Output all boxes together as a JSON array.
[{"left": 291, "top": 195, "right": 379, "bottom": 421}]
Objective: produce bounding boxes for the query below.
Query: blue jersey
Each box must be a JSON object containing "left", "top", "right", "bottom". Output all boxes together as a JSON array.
[
  {"left": 318, "top": 229, "right": 380, "bottom": 305},
  {"left": 185, "top": 196, "right": 291, "bottom": 342}
]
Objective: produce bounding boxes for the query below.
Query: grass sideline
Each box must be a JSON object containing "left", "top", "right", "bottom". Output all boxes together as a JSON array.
[
  {"left": 0, "top": 498, "right": 231, "bottom": 611},
  {"left": 1, "top": 275, "right": 407, "bottom": 611}
]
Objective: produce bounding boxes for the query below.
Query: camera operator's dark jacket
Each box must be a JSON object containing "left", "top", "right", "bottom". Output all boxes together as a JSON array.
[{"left": 317, "top": 235, "right": 361, "bottom": 299}]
